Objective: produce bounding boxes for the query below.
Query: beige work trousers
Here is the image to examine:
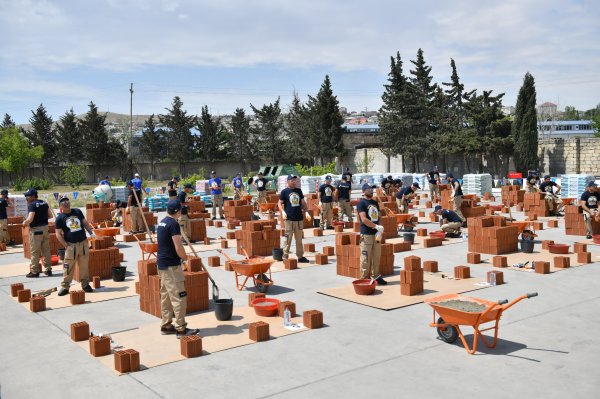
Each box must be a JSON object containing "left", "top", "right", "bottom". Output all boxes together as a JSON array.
[
  {"left": 29, "top": 226, "right": 51, "bottom": 273},
  {"left": 398, "top": 199, "right": 410, "bottom": 214},
  {"left": 544, "top": 194, "right": 562, "bottom": 213},
  {"left": 429, "top": 184, "right": 439, "bottom": 203},
  {"left": 233, "top": 188, "right": 242, "bottom": 200},
  {"left": 158, "top": 265, "right": 188, "bottom": 331},
  {"left": 130, "top": 206, "right": 145, "bottom": 232},
  {"left": 452, "top": 196, "right": 465, "bottom": 221},
  {"left": 211, "top": 194, "right": 223, "bottom": 218},
  {"left": 61, "top": 239, "right": 90, "bottom": 288},
  {"left": 584, "top": 211, "right": 599, "bottom": 236},
  {"left": 360, "top": 234, "right": 381, "bottom": 279},
  {"left": 283, "top": 220, "right": 304, "bottom": 259},
  {"left": 441, "top": 221, "right": 462, "bottom": 234},
  {"left": 0, "top": 219, "right": 9, "bottom": 243},
  {"left": 178, "top": 214, "right": 190, "bottom": 239},
  {"left": 257, "top": 190, "right": 267, "bottom": 203},
  {"left": 320, "top": 202, "right": 333, "bottom": 229},
  {"left": 338, "top": 200, "right": 353, "bottom": 222}
]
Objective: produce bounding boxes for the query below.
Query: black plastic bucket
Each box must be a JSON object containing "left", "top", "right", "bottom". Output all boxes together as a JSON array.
[
  {"left": 214, "top": 298, "right": 233, "bottom": 321},
  {"left": 403, "top": 225, "right": 414, "bottom": 232},
  {"left": 272, "top": 247, "right": 283, "bottom": 261},
  {"left": 58, "top": 248, "right": 65, "bottom": 261},
  {"left": 520, "top": 239, "right": 535, "bottom": 254},
  {"left": 112, "top": 266, "right": 126, "bottom": 282},
  {"left": 403, "top": 233, "right": 415, "bottom": 244},
  {"left": 313, "top": 218, "right": 320, "bottom": 228}
]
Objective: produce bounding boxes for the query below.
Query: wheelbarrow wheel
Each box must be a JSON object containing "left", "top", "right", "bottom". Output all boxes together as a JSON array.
[
  {"left": 436, "top": 317, "right": 458, "bottom": 343},
  {"left": 255, "top": 273, "right": 270, "bottom": 293}
]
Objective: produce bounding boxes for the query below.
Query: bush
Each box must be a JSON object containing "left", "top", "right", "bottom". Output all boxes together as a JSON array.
[
  {"left": 294, "top": 161, "right": 337, "bottom": 177},
  {"left": 13, "top": 177, "right": 53, "bottom": 191},
  {"left": 61, "top": 163, "right": 88, "bottom": 189}
]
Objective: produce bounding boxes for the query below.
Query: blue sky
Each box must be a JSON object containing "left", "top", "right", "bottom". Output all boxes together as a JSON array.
[{"left": 1, "top": 0, "right": 599, "bottom": 124}]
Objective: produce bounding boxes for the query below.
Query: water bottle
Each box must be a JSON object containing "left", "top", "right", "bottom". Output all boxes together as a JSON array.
[
  {"left": 283, "top": 307, "right": 291, "bottom": 327},
  {"left": 490, "top": 272, "right": 496, "bottom": 286}
]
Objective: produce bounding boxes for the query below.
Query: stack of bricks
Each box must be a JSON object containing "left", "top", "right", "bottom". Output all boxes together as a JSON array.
[
  {"left": 400, "top": 255, "right": 424, "bottom": 296},
  {"left": 223, "top": 200, "right": 254, "bottom": 221},
  {"left": 186, "top": 200, "right": 210, "bottom": 219},
  {"left": 381, "top": 201, "right": 399, "bottom": 213},
  {"left": 467, "top": 216, "right": 518, "bottom": 254},
  {"left": 564, "top": 205, "right": 600, "bottom": 236},
  {"left": 188, "top": 219, "right": 207, "bottom": 242},
  {"left": 501, "top": 186, "right": 524, "bottom": 206},
  {"left": 123, "top": 207, "right": 158, "bottom": 232},
  {"left": 7, "top": 216, "right": 24, "bottom": 244},
  {"left": 440, "top": 191, "right": 485, "bottom": 218},
  {"left": 85, "top": 203, "right": 113, "bottom": 224},
  {"left": 379, "top": 215, "right": 398, "bottom": 239},
  {"left": 22, "top": 224, "right": 63, "bottom": 258},
  {"left": 334, "top": 233, "right": 394, "bottom": 278},
  {"left": 74, "top": 246, "right": 122, "bottom": 280},
  {"left": 234, "top": 220, "right": 279, "bottom": 257},
  {"left": 523, "top": 193, "right": 550, "bottom": 218},
  {"left": 138, "top": 259, "right": 209, "bottom": 317}
]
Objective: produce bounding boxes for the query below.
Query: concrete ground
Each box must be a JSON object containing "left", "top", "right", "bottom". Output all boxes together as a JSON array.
[{"left": 1, "top": 199, "right": 599, "bottom": 399}]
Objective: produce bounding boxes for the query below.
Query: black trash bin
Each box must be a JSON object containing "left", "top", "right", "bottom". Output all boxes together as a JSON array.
[
  {"left": 214, "top": 298, "right": 234, "bottom": 321},
  {"left": 112, "top": 266, "right": 127, "bottom": 282},
  {"left": 520, "top": 239, "right": 535, "bottom": 253},
  {"left": 272, "top": 248, "right": 283, "bottom": 261},
  {"left": 403, "top": 233, "right": 415, "bottom": 244}
]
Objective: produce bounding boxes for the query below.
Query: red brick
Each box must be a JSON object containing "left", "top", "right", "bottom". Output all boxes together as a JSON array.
[
  {"left": 248, "top": 292, "right": 265, "bottom": 307},
  {"left": 423, "top": 260, "right": 438, "bottom": 273},
  {"left": 393, "top": 242, "right": 411, "bottom": 252},
  {"left": 89, "top": 335, "right": 111, "bottom": 357},
  {"left": 573, "top": 242, "right": 587, "bottom": 253},
  {"left": 70, "top": 321, "right": 90, "bottom": 341},
  {"left": 467, "top": 253, "right": 481, "bottom": 264},
  {"left": 315, "top": 254, "right": 328, "bottom": 265},
  {"left": 577, "top": 252, "right": 592, "bottom": 264},
  {"left": 547, "top": 220, "right": 558, "bottom": 228},
  {"left": 180, "top": 335, "right": 203, "bottom": 358},
  {"left": 220, "top": 240, "right": 228, "bottom": 249},
  {"left": 126, "top": 349, "right": 140, "bottom": 372},
  {"left": 534, "top": 261, "right": 550, "bottom": 274},
  {"left": 304, "top": 243, "right": 316, "bottom": 252},
  {"left": 403, "top": 255, "right": 421, "bottom": 270},
  {"left": 187, "top": 256, "right": 203, "bottom": 272},
  {"left": 313, "top": 228, "right": 323, "bottom": 237},
  {"left": 303, "top": 310, "right": 323, "bottom": 329},
  {"left": 423, "top": 237, "right": 442, "bottom": 248},
  {"left": 226, "top": 231, "right": 236, "bottom": 239},
  {"left": 277, "top": 301, "right": 296, "bottom": 317},
  {"left": 29, "top": 296, "right": 46, "bottom": 312},
  {"left": 416, "top": 228, "right": 428, "bottom": 237},
  {"left": 17, "top": 289, "right": 31, "bottom": 303},
  {"left": 492, "top": 256, "right": 507, "bottom": 268},
  {"left": 542, "top": 240, "right": 554, "bottom": 250},
  {"left": 114, "top": 350, "right": 131, "bottom": 373},
  {"left": 92, "top": 276, "right": 101, "bottom": 289},
  {"left": 487, "top": 270, "right": 504, "bottom": 285},
  {"left": 10, "top": 283, "right": 24, "bottom": 297},
  {"left": 249, "top": 321, "right": 270, "bottom": 341},
  {"left": 322, "top": 246, "right": 335, "bottom": 256},
  {"left": 70, "top": 290, "right": 85, "bottom": 305},
  {"left": 207, "top": 256, "right": 221, "bottom": 267},
  {"left": 553, "top": 256, "right": 570, "bottom": 269},
  {"left": 204, "top": 237, "right": 211, "bottom": 245},
  {"left": 454, "top": 266, "right": 471, "bottom": 279},
  {"left": 283, "top": 258, "right": 298, "bottom": 270},
  {"left": 334, "top": 225, "right": 344, "bottom": 232}
]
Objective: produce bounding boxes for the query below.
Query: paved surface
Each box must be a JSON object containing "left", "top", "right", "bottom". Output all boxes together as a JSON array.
[{"left": 1, "top": 202, "right": 599, "bottom": 399}]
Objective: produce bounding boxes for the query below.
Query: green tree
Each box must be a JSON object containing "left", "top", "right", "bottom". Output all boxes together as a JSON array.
[
  {"left": 55, "top": 108, "right": 83, "bottom": 164},
  {"left": 60, "top": 163, "right": 88, "bottom": 188},
  {"left": 284, "top": 94, "right": 313, "bottom": 164},
  {"left": 1, "top": 114, "right": 15, "bottom": 129},
  {"left": 196, "top": 105, "right": 227, "bottom": 165},
  {"left": 159, "top": 96, "right": 196, "bottom": 176},
  {"left": 442, "top": 59, "right": 475, "bottom": 128},
  {"left": 79, "top": 101, "right": 112, "bottom": 179},
  {"left": 0, "top": 127, "right": 44, "bottom": 178},
  {"left": 138, "top": 115, "right": 164, "bottom": 179},
  {"left": 24, "top": 104, "right": 58, "bottom": 176},
  {"left": 512, "top": 72, "right": 539, "bottom": 173},
  {"left": 250, "top": 98, "right": 285, "bottom": 163},
  {"left": 561, "top": 105, "right": 580, "bottom": 120},
  {"left": 230, "top": 107, "right": 253, "bottom": 171}
]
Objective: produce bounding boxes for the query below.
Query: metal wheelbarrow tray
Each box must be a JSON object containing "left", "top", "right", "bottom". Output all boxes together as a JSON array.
[
  {"left": 230, "top": 258, "right": 275, "bottom": 293},
  {"left": 424, "top": 292, "right": 538, "bottom": 354}
]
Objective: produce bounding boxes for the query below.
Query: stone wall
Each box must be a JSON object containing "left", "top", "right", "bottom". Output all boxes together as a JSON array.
[{"left": 538, "top": 138, "right": 599, "bottom": 176}]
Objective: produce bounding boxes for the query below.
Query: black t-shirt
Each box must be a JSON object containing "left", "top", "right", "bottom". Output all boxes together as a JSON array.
[
  {"left": 280, "top": 188, "right": 304, "bottom": 221},
  {"left": 428, "top": 171, "right": 440, "bottom": 185},
  {"left": 256, "top": 178, "right": 268, "bottom": 192},
  {"left": 55, "top": 208, "right": 87, "bottom": 243},
  {"left": 318, "top": 184, "right": 334, "bottom": 203},
  {"left": 177, "top": 191, "right": 187, "bottom": 204},
  {"left": 580, "top": 191, "right": 599, "bottom": 209},
  {"left": 167, "top": 181, "right": 177, "bottom": 197},
  {"left": 337, "top": 182, "right": 351, "bottom": 201},
  {"left": 0, "top": 198, "right": 7, "bottom": 219},
  {"left": 441, "top": 209, "right": 463, "bottom": 223},
  {"left": 129, "top": 189, "right": 142, "bottom": 207},
  {"left": 526, "top": 175, "right": 538, "bottom": 186},
  {"left": 357, "top": 198, "right": 379, "bottom": 235},
  {"left": 539, "top": 181, "right": 557, "bottom": 194},
  {"left": 396, "top": 186, "right": 414, "bottom": 200},
  {"left": 382, "top": 178, "right": 393, "bottom": 190},
  {"left": 451, "top": 180, "right": 463, "bottom": 196},
  {"left": 28, "top": 199, "right": 49, "bottom": 227},
  {"left": 157, "top": 216, "right": 182, "bottom": 269}
]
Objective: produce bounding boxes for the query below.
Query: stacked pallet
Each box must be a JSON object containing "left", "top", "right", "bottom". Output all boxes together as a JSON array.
[
  {"left": 501, "top": 186, "right": 524, "bottom": 206},
  {"left": 138, "top": 259, "right": 209, "bottom": 317},
  {"left": 234, "top": 220, "right": 279, "bottom": 257},
  {"left": 523, "top": 193, "right": 550, "bottom": 217},
  {"left": 22, "top": 224, "right": 63, "bottom": 258},
  {"left": 85, "top": 203, "right": 113, "bottom": 224},
  {"left": 334, "top": 233, "right": 394, "bottom": 278},
  {"left": 400, "top": 255, "right": 424, "bottom": 296},
  {"left": 560, "top": 174, "right": 595, "bottom": 199},
  {"left": 223, "top": 200, "right": 254, "bottom": 221},
  {"left": 144, "top": 194, "right": 169, "bottom": 211},
  {"left": 467, "top": 216, "right": 518, "bottom": 254},
  {"left": 462, "top": 174, "right": 493, "bottom": 196},
  {"left": 122, "top": 207, "right": 158, "bottom": 232},
  {"left": 565, "top": 205, "right": 600, "bottom": 236}
]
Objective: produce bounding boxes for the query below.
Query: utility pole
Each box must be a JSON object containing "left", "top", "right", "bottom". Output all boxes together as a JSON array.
[{"left": 129, "top": 83, "right": 134, "bottom": 155}]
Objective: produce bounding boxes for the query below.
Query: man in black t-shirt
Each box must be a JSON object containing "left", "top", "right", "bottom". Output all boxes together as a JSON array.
[
  {"left": 22, "top": 188, "right": 53, "bottom": 277},
  {"left": 336, "top": 174, "right": 353, "bottom": 222},
  {"left": 434, "top": 205, "right": 462, "bottom": 237},
  {"left": 167, "top": 176, "right": 179, "bottom": 200},
  {"left": 111, "top": 200, "right": 127, "bottom": 227},
  {"left": 0, "top": 189, "right": 13, "bottom": 245},
  {"left": 127, "top": 181, "right": 145, "bottom": 234},
  {"left": 357, "top": 184, "right": 386, "bottom": 285},
  {"left": 580, "top": 181, "right": 599, "bottom": 239},
  {"left": 279, "top": 175, "right": 310, "bottom": 263},
  {"left": 424, "top": 168, "right": 441, "bottom": 203},
  {"left": 157, "top": 199, "right": 200, "bottom": 338},
  {"left": 539, "top": 175, "right": 563, "bottom": 216},
  {"left": 255, "top": 172, "right": 268, "bottom": 204},
  {"left": 446, "top": 174, "right": 465, "bottom": 222},
  {"left": 178, "top": 183, "right": 194, "bottom": 241},
  {"left": 396, "top": 183, "right": 420, "bottom": 214},
  {"left": 525, "top": 174, "right": 540, "bottom": 193},
  {"left": 381, "top": 175, "right": 394, "bottom": 195},
  {"left": 318, "top": 176, "right": 335, "bottom": 230},
  {"left": 56, "top": 197, "right": 96, "bottom": 295}
]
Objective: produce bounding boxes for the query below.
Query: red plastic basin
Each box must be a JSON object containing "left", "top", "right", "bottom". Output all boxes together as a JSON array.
[
  {"left": 548, "top": 244, "right": 569, "bottom": 254},
  {"left": 352, "top": 279, "right": 377, "bottom": 295},
  {"left": 252, "top": 298, "right": 280, "bottom": 317}
]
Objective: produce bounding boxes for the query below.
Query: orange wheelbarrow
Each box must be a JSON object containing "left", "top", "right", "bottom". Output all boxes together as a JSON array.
[
  {"left": 217, "top": 249, "right": 275, "bottom": 293},
  {"left": 425, "top": 292, "right": 538, "bottom": 354},
  {"left": 137, "top": 239, "right": 158, "bottom": 262}
]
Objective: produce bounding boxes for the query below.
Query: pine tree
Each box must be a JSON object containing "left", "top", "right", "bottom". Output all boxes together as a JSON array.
[
  {"left": 159, "top": 96, "right": 196, "bottom": 176},
  {"left": 230, "top": 107, "right": 253, "bottom": 171},
  {"left": 284, "top": 93, "right": 313, "bottom": 165},
  {"left": 196, "top": 105, "right": 227, "bottom": 166},
  {"left": 1, "top": 114, "right": 15, "bottom": 129},
  {"left": 138, "top": 115, "right": 164, "bottom": 179},
  {"left": 79, "top": 101, "right": 112, "bottom": 179},
  {"left": 305, "top": 75, "right": 345, "bottom": 165},
  {"left": 250, "top": 98, "right": 285, "bottom": 163},
  {"left": 56, "top": 108, "right": 83, "bottom": 164},
  {"left": 512, "top": 72, "right": 539, "bottom": 173},
  {"left": 24, "top": 104, "right": 58, "bottom": 176},
  {"left": 442, "top": 59, "right": 475, "bottom": 128}
]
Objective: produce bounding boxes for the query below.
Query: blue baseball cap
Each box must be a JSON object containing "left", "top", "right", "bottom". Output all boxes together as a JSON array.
[
  {"left": 544, "top": 175, "right": 551, "bottom": 179},
  {"left": 287, "top": 174, "right": 298, "bottom": 181},
  {"left": 446, "top": 173, "right": 454, "bottom": 178},
  {"left": 434, "top": 205, "right": 442, "bottom": 212},
  {"left": 167, "top": 199, "right": 182, "bottom": 212},
  {"left": 362, "top": 183, "right": 375, "bottom": 191},
  {"left": 325, "top": 175, "right": 332, "bottom": 181},
  {"left": 588, "top": 181, "right": 597, "bottom": 187},
  {"left": 24, "top": 188, "right": 38, "bottom": 197}
]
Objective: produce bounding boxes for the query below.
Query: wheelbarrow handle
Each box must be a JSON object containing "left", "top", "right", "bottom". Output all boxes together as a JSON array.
[
  {"left": 498, "top": 299, "right": 509, "bottom": 305},
  {"left": 527, "top": 292, "right": 538, "bottom": 298}
]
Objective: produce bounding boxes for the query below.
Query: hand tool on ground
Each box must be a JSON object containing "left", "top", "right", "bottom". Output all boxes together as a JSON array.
[
  {"left": 180, "top": 230, "right": 219, "bottom": 300},
  {"left": 132, "top": 187, "right": 154, "bottom": 243},
  {"left": 32, "top": 287, "right": 57, "bottom": 297},
  {"left": 512, "top": 261, "right": 530, "bottom": 268}
]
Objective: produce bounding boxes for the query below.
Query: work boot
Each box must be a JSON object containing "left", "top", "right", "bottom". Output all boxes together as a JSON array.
[
  {"left": 586, "top": 234, "right": 592, "bottom": 239},
  {"left": 327, "top": 226, "right": 335, "bottom": 230},
  {"left": 44, "top": 269, "right": 52, "bottom": 276},
  {"left": 26, "top": 272, "right": 40, "bottom": 278},
  {"left": 375, "top": 276, "right": 388, "bottom": 286},
  {"left": 57, "top": 288, "right": 69, "bottom": 296},
  {"left": 212, "top": 217, "right": 216, "bottom": 221},
  {"left": 161, "top": 325, "right": 176, "bottom": 335},
  {"left": 298, "top": 257, "right": 310, "bottom": 263},
  {"left": 176, "top": 328, "right": 200, "bottom": 339},
  {"left": 82, "top": 285, "right": 94, "bottom": 293}
]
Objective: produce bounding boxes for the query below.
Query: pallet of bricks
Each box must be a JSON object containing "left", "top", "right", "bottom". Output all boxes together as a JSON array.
[
  {"left": 223, "top": 199, "right": 254, "bottom": 222},
  {"left": 122, "top": 207, "right": 158, "bottom": 232},
  {"left": 235, "top": 220, "right": 279, "bottom": 257},
  {"left": 186, "top": 197, "right": 210, "bottom": 219},
  {"left": 501, "top": 186, "right": 524, "bottom": 206},
  {"left": 137, "top": 259, "right": 209, "bottom": 317},
  {"left": 334, "top": 233, "right": 394, "bottom": 278},
  {"left": 22, "top": 224, "right": 63, "bottom": 258},
  {"left": 467, "top": 216, "right": 518, "bottom": 254},
  {"left": 523, "top": 193, "right": 549, "bottom": 218},
  {"left": 440, "top": 190, "right": 485, "bottom": 219},
  {"left": 564, "top": 205, "right": 600, "bottom": 236},
  {"left": 74, "top": 237, "right": 122, "bottom": 280},
  {"left": 7, "top": 216, "right": 24, "bottom": 244},
  {"left": 85, "top": 203, "right": 113, "bottom": 225}
]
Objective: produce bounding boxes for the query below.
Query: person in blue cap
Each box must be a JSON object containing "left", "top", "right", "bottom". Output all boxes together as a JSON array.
[
  {"left": 434, "top": 205, "right": 463, "bottom": 238},
  {"left": 357, "top": 183, "right": 387, "bottom": 285},
  {"left": 580, "top": 181, "right": 599, "bottom": 239},
  {"left": 318, "top": 175, "right": 335, "bottom": 230},
  {"left": 132, "top": 173, "right": 143, "bottom": 190},
  {"left": 22, "top": 188, "right": 53, "bottom": 277},
  {"left": 279, "top": 175, "right": 310, "bottom": 263},
  {"left": 539, "top": 175, "right": 563, "bottom": 216},
  {"left": 167, "top": 176, "right": 180, "bottom": 200},
  {"left": 209, "top": 170, "right": 224, "bottom": 220},
  {"left": 255, "top": 172, "right": 268, "bottom": 204},
  {"left": 446, "top": 173, "right": 465, "bottom": 222},
  {"left": 177, "top": 183, "right": 194, "bottom": 240},
  {"left": 99, "top": 175, "right": 111, "bottom": 187},
  {"left": 336, "top": 174, "right": 353, "bottom": 222},
  {"left": 231, "top": 173, "right": 244, "bottom": 200},
  {"left": 156, "top": 199, "right": 200, "bottom": 338},
  {"left": 381, "top": 175, "right": 394, "bottom": 196},
  {"left": 396, "top": 182, "right": 420, "bottom": 214},
  {"left": 0, "top": 188, "right": 14, "bottom": 245},
  {"left": 126, "top": 180, "right": 145, "bottom": 234}
]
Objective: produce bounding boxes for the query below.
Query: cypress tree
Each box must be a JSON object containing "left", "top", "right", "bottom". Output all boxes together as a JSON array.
[
  {"left": 196, "top": 105, "right": 227, "bottom": 166},
  {"left": 159, "top": 96, "right": 196, "bottom": 176},
  {"left": 56, "top": 108, "right": 83, "bottom": 164},
  {"left": 230, "top": 107, "right": 253, "bottom": 171},
  {"left": 512, "top": 72, "right": 539, "bottom": 173},
  {"left": 284, "top": 93, "right": 313, "bottom": 165},
  {"left": 79, "top": 101, "right": 113, "bottom": 179},
  {"left": 138, "top": 115, "right": 164, "bottom": 179},
  {"left": 250, "top": 98, "right": 285, "bottom": 164}
]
